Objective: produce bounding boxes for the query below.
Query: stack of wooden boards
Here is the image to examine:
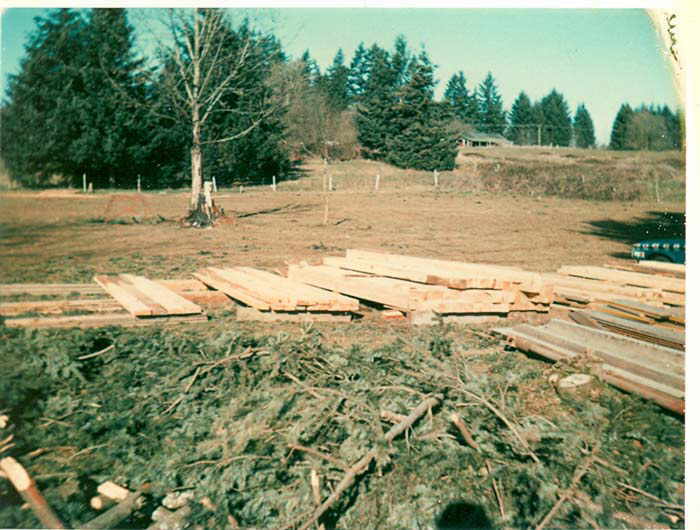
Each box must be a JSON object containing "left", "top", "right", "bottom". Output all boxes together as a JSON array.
[
  {"left": 0, "top": 276, "right": 232, "bottom": 328},
  {"left": 193, "top": 266, "right": 359, "bottom": 321},
  {"left": 287, "top": 249, "right": 554, "bottom": 324},
  {"left": 493, "top": 319, "right": 685, "bottom": 414},
  {"left": 545, "top": 262, "right": 685, "bottom": 350}
]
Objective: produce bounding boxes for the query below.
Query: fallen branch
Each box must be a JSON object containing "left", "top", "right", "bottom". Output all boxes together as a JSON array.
[
  {"left": 617, "top": 482, "right": 684, "bottom": 510},
  {"left": 572, "top": 490, "right": 672, "bottom": 529},
  {"left": 83, "top": 490, "right": 144, "bottom": 529},
  {"left": 288, "top": 444, "right": 349, "bottom": 471},
  {"left": 77, "top": 344, "right": 115, "bottom": 360},
  {"left": 459, "top": 389, "right": 540, "bottom": 463},
  {"left": 449, "top": 413, "right": 480, "bottom": 451},
  {"left": 535, "top": 454, "right": 596, "bottom": 530},
  {"left": 485, "top": 460, "right": 505, "bottom": 519},
  {"left": 0, "top": 456, "right": 65, "bottom": 529},
  {"left": 296, "top": 394, "right": 442, "bottom": 530}
]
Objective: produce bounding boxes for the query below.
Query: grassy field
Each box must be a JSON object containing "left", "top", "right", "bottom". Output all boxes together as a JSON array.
[{"left": 0, "top": 147, "right": 686, "bottom": 529}]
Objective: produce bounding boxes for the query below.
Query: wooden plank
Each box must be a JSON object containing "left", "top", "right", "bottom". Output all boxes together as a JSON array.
[
  {"left": 0, "top": 298, "right": 122, "bottom": 316},
  {"left": 94, "top": 275, "right": 162, "bottom": 317},
  {"left": 512, "top": 324, "right": 683, "bottom": 390},
  {"left": 156, "top": 279, "right": 210, "bottom": 291},
  {"left": 496, "top": 328, "right": 684, "bottom": 413},
  {"left": 230, "top": 267, "right": 358, "bottom": 310},
  {"left": 323, "top": 256, "right": 508, "bottom": 290},
  {"left": 558, "top": 265, "right": 684, "bottom": 294},
  {"left": 193, "top": 269, "right": 270, "bottom": 310},
  {"left": 585, "top": 311, "right": 685, "bottom": 350},
  {"left": 606, "top": 261, "right": 685, "bottom": 279},
  {"left": 545, "top": 274, "right": 684, "bottom": 306},
  {"left": 120, "top": 274, "right": 202, "bottom": 315},
  {"left": 236, "top": 306, "right": 352, "bottom": 322},
  {"left": 288, "top": 264, "right": 414, "bottom": 310},
  {"left": 0, "top": 284, "right": 104, "bottom": 296},
  {"left": 213, "top": 268, "right": 298, "bottom": 310},
  {"left": 346, "top": 249, "right": 549, "bottom": 294},
  {"left": 179, "top": 291, "right": 232, "bottom": 307},
  {"left": 5, "top": 313, "right": 208, "bottom": 329}
]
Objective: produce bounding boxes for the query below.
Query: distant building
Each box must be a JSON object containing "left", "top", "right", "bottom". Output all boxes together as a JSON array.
[{"left": 459, "top": 132, "right": 513, "bottom": 148}]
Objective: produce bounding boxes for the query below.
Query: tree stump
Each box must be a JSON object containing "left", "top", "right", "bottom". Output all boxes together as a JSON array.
[{"left": 557, "top": 373, "right": 596, "bottom": 402}]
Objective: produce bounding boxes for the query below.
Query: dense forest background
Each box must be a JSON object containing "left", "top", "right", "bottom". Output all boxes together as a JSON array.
[{"left": 0, "top": 8, "right": 684, "bottom": 189}]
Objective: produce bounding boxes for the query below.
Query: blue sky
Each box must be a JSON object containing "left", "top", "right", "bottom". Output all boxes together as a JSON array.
[{"left": 1, "top": 7, "right": 680, "bottom": 145}]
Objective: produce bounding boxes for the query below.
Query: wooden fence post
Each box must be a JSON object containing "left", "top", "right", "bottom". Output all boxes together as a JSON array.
[
  {"left": 272, "top": 175, "right": 277, "bottom": 191},
  {"left": 83, "top": 173, "right": 87, "bottom": 193},
  {"left": 137, "top": 175, "right": 141, "bottom": 193},
  {"left": 433, "top": 169, "right": 439, "bottom": 188}
]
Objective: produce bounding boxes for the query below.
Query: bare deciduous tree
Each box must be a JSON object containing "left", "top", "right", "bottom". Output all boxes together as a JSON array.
[{"left": 142, "top": 8, "right": 278, "bottom": 222}]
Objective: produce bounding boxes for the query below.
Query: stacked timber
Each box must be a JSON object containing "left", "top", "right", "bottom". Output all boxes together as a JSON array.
[
  {"left": 493, "top": 319, "right": 685, "bottom": 414},
  {"left": 548, "top": 265, "right": 684, "bottom": 307},
  {"left": 193, "top": 267, "right": 359, "bottom": 321},
  {"left": 0, "top": 277, "right": 226, "bottom": 328},
  {"left": 287, "top": 249, "right": 552, "bottom": 324}
]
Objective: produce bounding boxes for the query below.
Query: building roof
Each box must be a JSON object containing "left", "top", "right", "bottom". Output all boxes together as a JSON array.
[{"left": 462, "top": 132, "right": 511, "bottom": 143}]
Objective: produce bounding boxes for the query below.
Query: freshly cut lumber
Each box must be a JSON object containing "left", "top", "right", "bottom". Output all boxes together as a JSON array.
[
  {"left": 195, "top": 267, "right": 358, "bottom": 312},
  {"left": 94, "top": 275, "right": 166, "bottom": 317},
  {"left": 322, "top": 256, "right": 510, "bottom": 290},
  {"left": 558, "top": 265, "right": 684, "bottom": 294},
  {"left": 194, "top": 268, "right": 270, "bottom": 310},
  {"left": 583, "top": 310, "right": 684, "bottom": 350},
  {"left": 0, "top": 283, "right": 103, "bottom": 296},
  {"left": 493, "top": 323, "right": 684, "bottom": 413},
  {"left": 119, "top": 274, "right": 202, "bottom": 315},
  {"left": 606, "top": 261, "right": 685, "bottom": 279},
  {"left": 0, "top": 298, "right": 122, "bottom": 316},
  {"left": 155, "top": 279, "right": 209, "bottom": 291},
  {"left": 178, "top": 290, "right": 232, "bottom": 307},
  {"left": 501, "top": 322, "right": 683, "bottom": 390},
  {"left": 345, "top": 249, "right": 550, "bottom": 295},
  {"left": 288, "top": 264, "right": 508, "bottom": 313},
  {"left": 607, "top": 298, "right": 684, "bottom": 325},
  {"left": 545, "top": 273, "right": 684, "bottom": 306},
  {"left": 5, "top": 313, "right": 207, "bottom": 329},
  {"left": 236, "top": 306, "right": 352, "bottom": 322}
]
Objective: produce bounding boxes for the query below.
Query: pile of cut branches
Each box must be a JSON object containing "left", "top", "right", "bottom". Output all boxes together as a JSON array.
[{"left": 0, "top": 324, "right": 684, "bottom": 528}]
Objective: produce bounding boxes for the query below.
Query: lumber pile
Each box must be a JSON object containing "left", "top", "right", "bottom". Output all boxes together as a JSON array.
[
  {"left": 547, "top": 263, "right": 685, "bottom": 349},
  {"left": 493, "top": 319, "right": 685, "bottom": 414},
  {"left": 0, "top": 277, "right": 230, "bottom": 328},
  {"left": 286, "top": 249, "right": 553, "bottom": 323},
  {"left": 194, "top": 266, "right": 359, "bottom": 321}
]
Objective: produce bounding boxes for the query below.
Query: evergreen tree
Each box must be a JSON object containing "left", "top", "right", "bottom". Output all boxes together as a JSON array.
[
  {"left": 609, "top": 103, "right": 633, "bottom": 150},
  {"left": 476, "top": 72, "right": 506, "bottom": 135},
  {"left": 573, "top": 103, "right": 596, "bottom": 148},
  {"left": 507, "top": 91, "right": 535, "bottom": 145},
  {"left": 355, "top": 45, "right": 397, "bottom": 159},
  {"left": 660, "top": 105, "right": 682, "bottom": 149},
  {"left": 1, "top": 9, "right": 88, "bottom": 186},
  {"left": 443, "top": 71, "right": 478, "bottom": 124},
  {"left": 300, "top": 49, "right": 321, "bottom": 85},
  {"left": 385, "top": 51, "right": 456, "bottom": 170},
  {"left": 324, "top": 49, "right": 350, "bottom": 111},
  {"left": 347, "top": 42, "right": 369, "bottom": 101},
  {"left": 539, "top": 89, "right": 572, "bottom": 146},
  {"left": 77, "top": 8, "right": 151, "bottom": 188},
  {"left": 391, "top": 35, "right": 412, "bottom": 88}
]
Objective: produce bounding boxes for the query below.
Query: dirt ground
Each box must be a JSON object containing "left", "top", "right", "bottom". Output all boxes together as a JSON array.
[{"left": 0, "top": 184, "right": 684, "bottom": 284}]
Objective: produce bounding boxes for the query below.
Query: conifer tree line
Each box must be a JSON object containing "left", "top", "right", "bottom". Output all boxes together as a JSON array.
[
  {"left": 0, "top": 8, "right": 683, "bottom": 189},
  {"left": 609, "top": 103, "right": 682, "bottom": 151}
]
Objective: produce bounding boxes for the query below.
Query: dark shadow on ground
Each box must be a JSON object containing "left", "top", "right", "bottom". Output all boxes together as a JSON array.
[
  {"left": 236, "top": 202, "right": 318, "bottom": 219},
  {"left": 581, "top": 210, "right": 685, "bottom": 246}
]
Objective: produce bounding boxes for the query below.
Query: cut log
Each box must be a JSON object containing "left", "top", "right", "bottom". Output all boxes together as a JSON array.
[{"left": 557, "top": 373, "right": 596, "bottom": 401}]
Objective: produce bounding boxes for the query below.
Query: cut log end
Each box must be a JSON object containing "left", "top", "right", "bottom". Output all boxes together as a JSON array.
[{"left": 557, "top": 373, "right": 596, "bottom": 402}]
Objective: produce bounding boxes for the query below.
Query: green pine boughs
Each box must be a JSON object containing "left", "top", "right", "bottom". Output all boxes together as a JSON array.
[{"left": 0, "top": 324, "right": 684, "bottom": 529}]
